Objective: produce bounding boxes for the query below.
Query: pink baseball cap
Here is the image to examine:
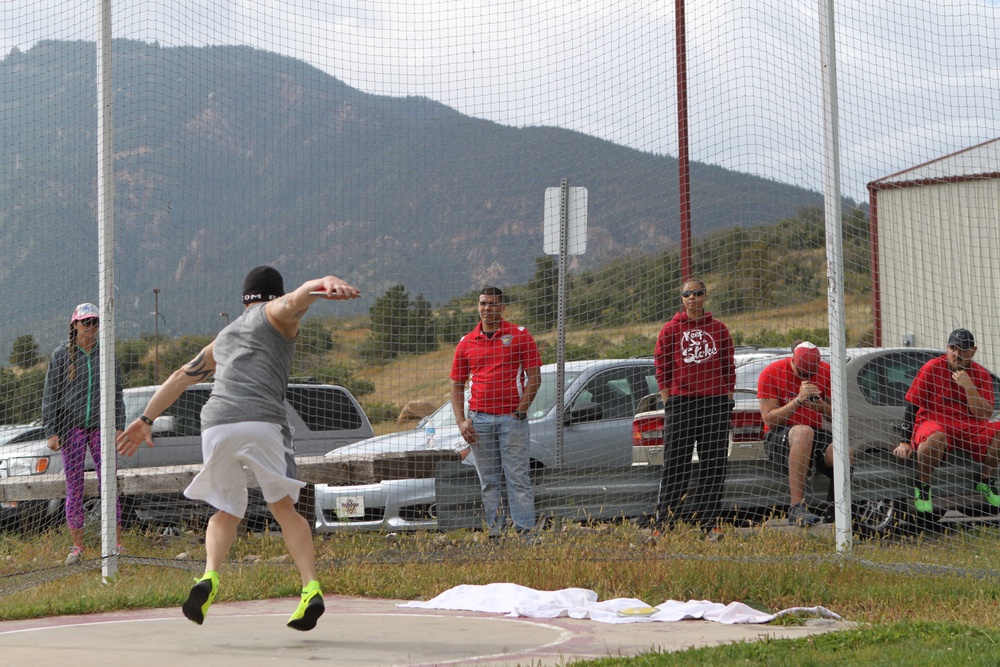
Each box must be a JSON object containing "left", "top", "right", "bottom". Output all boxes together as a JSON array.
[
  {"left": 71, "top": 303, "right": 100, "bottom": 322},
  {"left": 792, "top": 342, "right": 821, "bottom": 377}
]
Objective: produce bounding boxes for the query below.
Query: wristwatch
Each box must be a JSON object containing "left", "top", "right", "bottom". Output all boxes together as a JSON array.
[
  {"left": 139, "top": 414, "right": 154, "bottom": 426},
  {"left": 513, "top": 411, "right": 527, "bottom": 421}
]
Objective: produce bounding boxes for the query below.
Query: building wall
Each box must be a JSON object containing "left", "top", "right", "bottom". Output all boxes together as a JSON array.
[{"left": 878, "top": 177, "right": 1000, "bottom": 370}]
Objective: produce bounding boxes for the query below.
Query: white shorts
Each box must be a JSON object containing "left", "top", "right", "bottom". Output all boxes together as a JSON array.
[{"left": 184, "top": 421, "right": 305, "bottom": 518}]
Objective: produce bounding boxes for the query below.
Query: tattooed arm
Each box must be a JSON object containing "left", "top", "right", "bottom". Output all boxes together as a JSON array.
[
  {"left": 265, "top": 275, "right": 360, "bottom": 338},
  {"left": 116, "top": 342, "right": 218, "bottom": 456}
]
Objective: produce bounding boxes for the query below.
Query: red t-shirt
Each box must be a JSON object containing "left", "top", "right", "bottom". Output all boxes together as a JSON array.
[
  {"left": 757, "top": 357, "right": 831, "bottom": 431},
  {"left": 653, "top": 311, "right": 735, "bottom": 397},
  {"left": 451, "top": 320, "right": 542, "bottom": 414},
  {"left": 906, "top": 355, "right": 995, "bottom": 431}
]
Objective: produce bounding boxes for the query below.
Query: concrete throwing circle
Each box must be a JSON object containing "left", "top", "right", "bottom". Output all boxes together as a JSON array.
[
  {"left": 0, "top": 594, "right": 848, "bottom": 666},
  {"left": 0, "top": 598, "right": 572, "bottom": 667}
]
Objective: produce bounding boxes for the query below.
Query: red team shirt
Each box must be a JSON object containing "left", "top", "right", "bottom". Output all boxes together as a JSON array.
[
  {"left": 757, "top": 357, "right": 831, "bottom": 432},
  {"left": 905, "top": 355, "right": 1000, "bottom": 458},
  {"left": 451, "top": 320, "right": 542, "bottom": 415}
]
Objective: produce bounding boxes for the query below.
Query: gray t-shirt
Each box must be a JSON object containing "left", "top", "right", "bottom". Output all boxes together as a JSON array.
[{"left": 201, "top": 303, "right": 295, "bottom": 430}]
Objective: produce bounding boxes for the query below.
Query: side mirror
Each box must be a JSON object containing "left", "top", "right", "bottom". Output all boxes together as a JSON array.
[
  {"left": 565, "top": 401, "right": 603, "bottom": 425},
  {"left": 151, "top": 415, "right": 178, "bottom": 435}
]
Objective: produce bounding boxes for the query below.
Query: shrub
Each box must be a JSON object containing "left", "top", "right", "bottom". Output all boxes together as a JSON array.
[{"left": 362, "top": 401, "right": 401, "bottom": 424}]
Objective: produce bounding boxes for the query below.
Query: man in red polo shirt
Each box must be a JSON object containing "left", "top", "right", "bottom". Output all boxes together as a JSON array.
[
  {"left": 757, "top": 342, "right": 834, "bottom": 526},
  {"left": 451, "top": 286, "right": 542, "bottom": 537},
  {"left": 894, "top": 328, "right": 1000, "bottom": 515}
]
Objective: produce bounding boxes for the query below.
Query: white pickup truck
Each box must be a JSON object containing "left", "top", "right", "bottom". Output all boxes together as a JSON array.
[{"left": 0, "top": 381, "right": 373, "bottom": 532}]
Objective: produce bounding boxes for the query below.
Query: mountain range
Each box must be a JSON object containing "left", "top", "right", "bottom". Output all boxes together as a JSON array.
[{"left": 0, "top": 39, "right": 828, "bottom": 352}]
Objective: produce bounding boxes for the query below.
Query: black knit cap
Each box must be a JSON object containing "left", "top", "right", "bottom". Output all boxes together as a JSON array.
[{"left": 242, "top": 266, "right": 285, "bottom": 304}]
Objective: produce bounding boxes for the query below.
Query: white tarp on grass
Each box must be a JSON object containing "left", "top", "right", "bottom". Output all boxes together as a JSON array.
[{"left": 398, "top": 583, "right": 841, "bottom": 625}]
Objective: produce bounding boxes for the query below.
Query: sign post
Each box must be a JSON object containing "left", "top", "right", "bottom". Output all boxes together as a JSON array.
[{"left": 544, "top": 181, "right": 587, "bottom": 467}]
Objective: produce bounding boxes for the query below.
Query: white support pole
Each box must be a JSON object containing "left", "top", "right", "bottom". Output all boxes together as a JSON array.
[
  {"left": 819, "top": 0, "right": 852, "bottom": 553},
  {"left": 97, "top": 0, "right": 118, "bottom": 579}
]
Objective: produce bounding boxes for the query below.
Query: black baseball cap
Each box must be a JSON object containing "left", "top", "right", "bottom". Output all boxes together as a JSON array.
[
  {"left": 242, "top": 266, "right": 285, "bottom": 304},
  {"left": 948, "top": 328, "right": 975, "bottom": 350}
]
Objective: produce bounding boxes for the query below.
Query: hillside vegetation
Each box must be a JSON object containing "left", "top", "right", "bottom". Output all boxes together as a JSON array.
[{"left": 0, "top": 205, "right": 872, "bottom": 429}]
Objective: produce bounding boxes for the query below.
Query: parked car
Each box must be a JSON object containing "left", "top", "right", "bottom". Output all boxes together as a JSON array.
[
  {"left": 0, "top": 382, "right": 373, "bottom": 532},
  {"left": 119, "top": 381, "right": 373, "bottom": 527},
  {"left": 0, "top": 424, "right": 62, "bottom": 532},
  {"left": 633, "top": 350, "right": 824, "bottom": 465},
  {"left": 631, "top": 347, "right": 1000, "bottom": 535},
  {"left": 313, "top": 358, "right": 659, "bottom": 532}
]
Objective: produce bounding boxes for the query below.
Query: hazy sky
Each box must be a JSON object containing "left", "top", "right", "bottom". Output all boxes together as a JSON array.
[{"left": 2, "top": 0, "right": 998, "bottom": 201}]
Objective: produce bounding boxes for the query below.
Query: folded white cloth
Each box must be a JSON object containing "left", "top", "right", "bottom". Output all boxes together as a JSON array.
[{"left": 398, "top": 583, "right": 841, "bottom": 625}]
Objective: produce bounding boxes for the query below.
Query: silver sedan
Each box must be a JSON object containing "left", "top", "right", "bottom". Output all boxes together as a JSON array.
[{"left": 313, "top": 358, "right": 659, "bottom": 532}]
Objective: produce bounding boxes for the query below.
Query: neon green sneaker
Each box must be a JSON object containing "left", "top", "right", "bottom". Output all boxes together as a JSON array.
[
  {"left": 914, "top": 485, "right": 933, "bottom": 513},
  {"left": 182, "top": 570, "right": 219, "bottom": 625},
  {"left": 288, "top": 580, "right": 325, "bottom": 631},
  {"left": 975, "top": 481, "right": 1000, "bottom": 508}
]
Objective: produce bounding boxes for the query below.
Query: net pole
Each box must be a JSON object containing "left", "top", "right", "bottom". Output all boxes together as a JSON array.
[
  {"left": 819, "top": 0, "right": 852, "bottom": 553},
  {"left": 97, "top": 0, "right": 119, "bottom": 579}
]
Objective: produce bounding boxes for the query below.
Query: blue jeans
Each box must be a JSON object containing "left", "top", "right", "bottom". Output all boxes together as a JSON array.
[{"left": 469, "top": 411, "right": 535, "bottom": 534}]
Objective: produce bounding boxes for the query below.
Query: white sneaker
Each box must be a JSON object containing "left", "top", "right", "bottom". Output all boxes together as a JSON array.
[{"left": 65, "top": 546, "right": 83, "bottom": 565}]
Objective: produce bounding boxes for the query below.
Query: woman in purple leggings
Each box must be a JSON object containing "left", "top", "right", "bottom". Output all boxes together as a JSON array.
[{"left": 41, "top": 303, "right": 125, "bottom": 564}]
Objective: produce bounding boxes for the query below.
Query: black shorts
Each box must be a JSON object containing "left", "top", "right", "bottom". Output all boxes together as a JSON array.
[{"left": 764, "top": 426, "right": 834, "bottom": 478}]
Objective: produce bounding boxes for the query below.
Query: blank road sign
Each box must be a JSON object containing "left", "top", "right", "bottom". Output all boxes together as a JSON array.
[{"left": 544, "top": 187, "right": 588, "bottom": 255}]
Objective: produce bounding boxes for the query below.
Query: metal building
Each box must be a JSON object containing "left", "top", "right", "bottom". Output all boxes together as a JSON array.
[{"left": 868, "top": 138, "right": 1000, "bottom": 370}]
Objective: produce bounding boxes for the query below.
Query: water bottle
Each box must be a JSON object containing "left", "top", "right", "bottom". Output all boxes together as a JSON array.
[{"left": 424, "top": 425, "right": 436, "bottom": 447}]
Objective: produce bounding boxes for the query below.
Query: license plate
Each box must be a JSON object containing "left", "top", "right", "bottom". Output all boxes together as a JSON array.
[{"left": 335, "top": 496, "right": 365, "bottom": 519}]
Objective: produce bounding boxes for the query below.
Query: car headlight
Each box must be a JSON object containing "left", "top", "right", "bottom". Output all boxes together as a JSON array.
[{"left": 0, "top": 456, "right": 51, "bottom": 477}]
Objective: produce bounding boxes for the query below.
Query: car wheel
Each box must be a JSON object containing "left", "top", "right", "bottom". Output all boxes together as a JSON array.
[
  {"left": 852, "top": 498, "right": 902, "bottom": 538},
  {"left": 15, "top": 500, "right": 54, "bottom": 537}
]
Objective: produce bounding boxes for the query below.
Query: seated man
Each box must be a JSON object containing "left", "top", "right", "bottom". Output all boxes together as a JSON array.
[
  {"left": 757, "top": 342, "right": 833, "bottom": 526},
  {"left": 893, "top": 328, "right": 1000, "bottom": 514}
]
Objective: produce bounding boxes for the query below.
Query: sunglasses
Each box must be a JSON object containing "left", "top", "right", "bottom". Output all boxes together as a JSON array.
[
  {"left": 77, "top": 319, "right": 99, "bottom": 327},
  {"left": 681, "top": 290, "right": 706, "bottom": 298}
]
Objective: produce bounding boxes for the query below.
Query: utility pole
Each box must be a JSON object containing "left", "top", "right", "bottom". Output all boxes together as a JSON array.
[{"left": 153, "top": 287, "right": 160, "bottom": 382}]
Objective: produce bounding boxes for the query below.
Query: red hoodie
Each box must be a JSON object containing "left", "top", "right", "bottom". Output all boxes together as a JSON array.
[{"left": 654, "top": 311, "right": 735, "bottom": 397}]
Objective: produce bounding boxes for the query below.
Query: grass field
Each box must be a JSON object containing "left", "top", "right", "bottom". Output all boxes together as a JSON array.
[
  {"left": 3, "top": 518, "right": 1000, "bottom": 665},
  {"left": 16, "top": 294, "right": 975, "bottom": 663}
]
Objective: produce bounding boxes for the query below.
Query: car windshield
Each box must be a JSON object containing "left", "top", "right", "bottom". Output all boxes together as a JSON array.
[
  {"left": 734, "top": 358, "right": 783, "bottom": 394},
  {"left": 421, "top": 369, "right": 584, "bottom": 429},
  {"left": 0, "top": 426, "right": 41, "bottom": 446}
]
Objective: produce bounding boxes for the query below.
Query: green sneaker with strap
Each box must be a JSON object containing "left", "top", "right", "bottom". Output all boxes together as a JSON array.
[
  {"left": 913, "top": 484, "right": 933, "bottom": 513},
  {"left": 182, "top": 570, "right": 219, "bottom": 625},
  {"left": 975, "top": 480, "right": 1000, "bottom": 508},
  {"left": 288, "top": 579, "right": 325, "bottom": 631}
]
